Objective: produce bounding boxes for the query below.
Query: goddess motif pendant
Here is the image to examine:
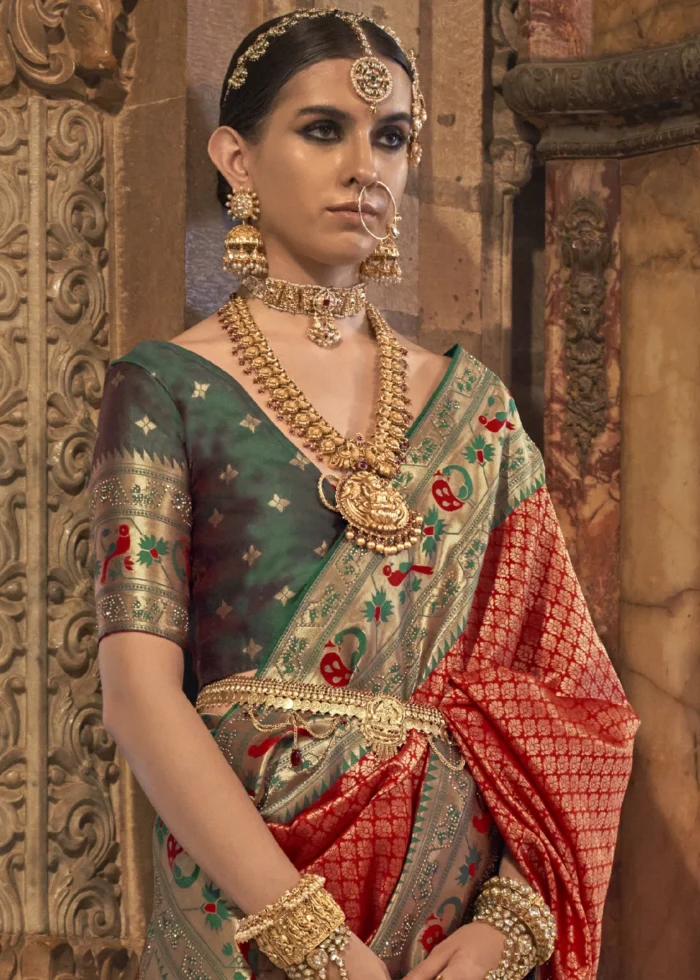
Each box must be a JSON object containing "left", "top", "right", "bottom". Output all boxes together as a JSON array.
[{"left": 326, "top": 470, "right": 424, "bottom": 556}]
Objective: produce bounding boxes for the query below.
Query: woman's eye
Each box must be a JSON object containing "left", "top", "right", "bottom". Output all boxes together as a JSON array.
[
  {"left": 302, "top": 122, "right": 408, "bottom": 150},
  {"left": 304, "top": 121, "right": 340, "bottom": 141},
  {"left": 378, "top": 128, "right": 409, "bottom": 150}
]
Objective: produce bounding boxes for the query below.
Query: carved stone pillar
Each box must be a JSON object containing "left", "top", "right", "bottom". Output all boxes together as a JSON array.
[
  {"left": 0, "top": 2, "right": 186, "bottom": 975},
  {"left": 504, "top": 13, "right": 700, "bottom": 980}
]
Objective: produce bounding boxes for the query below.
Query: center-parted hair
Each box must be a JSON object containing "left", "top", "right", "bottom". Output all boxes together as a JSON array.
[{"left": 216, "top": 14, "right": 413, "bottom": 209}]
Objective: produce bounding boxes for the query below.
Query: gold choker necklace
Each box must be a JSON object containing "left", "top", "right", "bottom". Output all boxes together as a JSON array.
[
  {"left": 218, "top": 295, "right": 424, "bottom": 556},
  {"left": 241, "top": 275, "right": 366, "bottom": 348}
]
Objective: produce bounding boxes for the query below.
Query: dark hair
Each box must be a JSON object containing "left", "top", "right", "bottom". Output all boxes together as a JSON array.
[{"left": 216, "top": 13, "right": 413, "bottom": 208}]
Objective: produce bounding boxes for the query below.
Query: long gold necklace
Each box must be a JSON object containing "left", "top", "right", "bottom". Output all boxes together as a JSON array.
[
  {"left": 241, "top": 274, "right": 366, "bottom": 348},
  {"left": 218, "top": 295, "right": 424, "bottom": 556}
]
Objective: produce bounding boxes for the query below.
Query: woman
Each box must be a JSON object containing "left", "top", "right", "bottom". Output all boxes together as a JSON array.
[{"left": 89, "top": 9, "right": 638, "bottom": 980}]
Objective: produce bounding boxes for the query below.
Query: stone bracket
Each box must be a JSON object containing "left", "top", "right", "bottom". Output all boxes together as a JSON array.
[{"left": 502, "top": 32, "right": 700, "bottom": 158}]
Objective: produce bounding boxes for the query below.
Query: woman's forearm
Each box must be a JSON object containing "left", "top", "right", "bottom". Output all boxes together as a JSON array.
[
  {"left": 499, "top": 847, "right": 534, "bottom": 890},
  {"left": 104, "top": 682, "right": 301, "bottom": 915}
]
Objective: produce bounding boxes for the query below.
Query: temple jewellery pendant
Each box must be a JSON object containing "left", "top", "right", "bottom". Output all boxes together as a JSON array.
[{"left": 318, "top": 465, "right": 423, "bottom": 557}]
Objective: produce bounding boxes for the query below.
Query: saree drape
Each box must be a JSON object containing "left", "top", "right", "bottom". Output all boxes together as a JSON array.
[{"left": 89, "top": 340, "right": 638, "bottom": 980}]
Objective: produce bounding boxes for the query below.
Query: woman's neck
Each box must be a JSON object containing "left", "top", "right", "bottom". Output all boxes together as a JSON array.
[{"left": 263, "top": 246, "right": 362, "bottom": 289}]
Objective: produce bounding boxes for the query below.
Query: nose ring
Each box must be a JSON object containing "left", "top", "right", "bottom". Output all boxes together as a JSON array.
[{"left": 358, "top": 181, "right": 401, "bottom": 242}]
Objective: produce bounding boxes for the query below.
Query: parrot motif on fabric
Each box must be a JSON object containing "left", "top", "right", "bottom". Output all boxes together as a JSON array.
[
  {"left": 100, "top": 523, "right": 131, "bottom": 583},
  {"left": 382, "top": 561, "right": 434, "bottom": 588},
  {"left": 478, "top": 412, "right": 516, "bottom": 433}
]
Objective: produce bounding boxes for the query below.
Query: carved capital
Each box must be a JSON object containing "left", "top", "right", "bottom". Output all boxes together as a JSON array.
[
  {"left": 503, "top": 32, "right": 700, "bottom": 158},
  {"left": 0, "top": 0, "right": 138, "bottom": 108}
]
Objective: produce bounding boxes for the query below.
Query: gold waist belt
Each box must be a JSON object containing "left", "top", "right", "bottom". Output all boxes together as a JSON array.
[{"left": 196, "top": 675, "right": 464, "bottom": 769}]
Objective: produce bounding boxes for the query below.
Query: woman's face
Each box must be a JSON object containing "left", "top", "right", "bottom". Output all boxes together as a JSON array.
[{"left": 211, "top": 56, "right": 413, "bottom": 279}]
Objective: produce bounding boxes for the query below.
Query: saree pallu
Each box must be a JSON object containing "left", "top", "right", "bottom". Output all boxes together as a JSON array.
[{"left": 136, "top": 350, "right": 638, "bottom": 980}]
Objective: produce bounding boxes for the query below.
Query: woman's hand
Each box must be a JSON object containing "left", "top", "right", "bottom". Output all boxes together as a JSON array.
[
  {"left": 331, "top": 930, "right": 391, "bottom": 980},
  {"left": 402, "top": 921, "right": 505, "bottom": 980}
]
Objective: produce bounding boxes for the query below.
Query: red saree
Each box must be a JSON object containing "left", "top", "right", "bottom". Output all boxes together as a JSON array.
[{"left": 94, "top": 345, "right": 637, "bottom": 980}]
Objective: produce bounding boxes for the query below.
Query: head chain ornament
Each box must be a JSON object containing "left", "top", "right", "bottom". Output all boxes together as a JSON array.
[{"left": 226, "top": 7, "right": 427, "bottom": 166}]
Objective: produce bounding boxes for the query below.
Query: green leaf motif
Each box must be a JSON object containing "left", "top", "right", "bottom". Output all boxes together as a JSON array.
[
  {"left": 465, "top": 435, "right": 496, "bottom": 465},
  {"left": 137, "top": 534, "right": 169, "bottom": 567},
  {"left": 363, "top": 587, "right": 394, "bottom": 623}
]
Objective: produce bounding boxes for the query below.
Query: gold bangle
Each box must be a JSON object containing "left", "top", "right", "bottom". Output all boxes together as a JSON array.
[
  {"left": 236, "top": 873, "right": 348, "bottom": 972},
  {"left": 236, "top": 873, "right": 326, "bottom": 943}
]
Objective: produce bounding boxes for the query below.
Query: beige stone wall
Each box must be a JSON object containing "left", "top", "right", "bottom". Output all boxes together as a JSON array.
[
  {"left": 595, "top": 0, "right": 700, "bottom": 53},
  {"left": 617, "top": 144, "right": 700, "bottom": 978}
]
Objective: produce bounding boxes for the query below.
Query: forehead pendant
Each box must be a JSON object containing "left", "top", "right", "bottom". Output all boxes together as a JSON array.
[{"left": 343, "top": 13, "right": 393, "bottom": 112}]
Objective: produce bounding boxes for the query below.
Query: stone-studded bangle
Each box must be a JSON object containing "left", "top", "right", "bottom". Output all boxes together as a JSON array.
[
  {"left": 477, "top": 876, "right": 557, "bottom": 964},
  {"left": 473, "top": 898, "right": 539, "bottom": 980},
  {"left": 286, "top": 922, "right": 352, "bottom": 980}
]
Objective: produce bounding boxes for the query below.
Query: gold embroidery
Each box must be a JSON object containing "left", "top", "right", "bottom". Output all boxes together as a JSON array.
[
  {"left": 89, "top": 450, "right": 191, "bottom": 647},
  {"left": 314, "top": 541, "right": 329, "bottom": 557},
  {"left": 242, "top": 545, "right": 261, "bottom": 566},
  {"left": 274, "top": 585, "right": 295, "bottom": 606},
  {"left": 290, "top": 452, "right": 310, "bottom": 470},
  {"left": 243, "top": 638, "right": 263, "bottom": 657},
  {"left": 219, "top": 464, "right": 239, "bottom": 484},
  {"left": 268, "top": 494, "right": 290, "bottom": 512},
  {"left": 136, "top": 416, "right": 157, "bottom": 435},
  {"left": 217, "top": 601, "right": 233, "bottom": 619},
  {"left": 209, "top": 509, "right": 224, "bottom": 528},
  {"left": 241, "top": 414, "right": 261, "bottom": 432},
  {"left": 192, "top": 381, "right": 210, "bottom": 399},
  {"left": 110, "top": 370, "right": 125, "bottom": 388}
]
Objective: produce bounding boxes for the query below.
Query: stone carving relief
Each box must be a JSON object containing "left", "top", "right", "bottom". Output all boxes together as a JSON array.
[
  {"left": 45, "top": 101, "right": 118, "bottom": 939},
  {"left": 0, "top": 0, "right": 137, "bottom": 106},
  {"left": 559, "top": 197, "right": 612, "bottom": 467},
  {"left": 0, "top": 1, "right": 140, "bottom": 975},
  {"left": 481, "top": 0, "right": 536, "bottom": 377},
  {"left": 490, "top": 0, "right": 534, "bottom": 192},
  {"left": 502, "top": 32, "right": 700, "bottom": 157},
  {"left": 0, "top": 91, "right": 28, "bottom": 944}
]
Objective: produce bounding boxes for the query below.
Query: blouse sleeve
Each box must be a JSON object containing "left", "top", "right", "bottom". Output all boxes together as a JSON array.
[{"left": 89, "top": 359, "right": 192, "bottom": 647}]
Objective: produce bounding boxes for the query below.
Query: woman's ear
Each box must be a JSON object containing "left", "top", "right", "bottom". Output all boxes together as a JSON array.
[{"left": 208, "top": 126, "right": 251, "bottom": 191}]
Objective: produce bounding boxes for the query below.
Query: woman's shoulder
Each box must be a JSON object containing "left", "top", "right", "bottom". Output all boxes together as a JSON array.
[{"left": 107, "top": 314, "right": 220, "bottom": 387}]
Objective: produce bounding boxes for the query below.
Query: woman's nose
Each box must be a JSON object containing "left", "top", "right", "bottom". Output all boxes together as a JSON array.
[{"left": 345, "top": 136, "right": 379, "bottom": 188}]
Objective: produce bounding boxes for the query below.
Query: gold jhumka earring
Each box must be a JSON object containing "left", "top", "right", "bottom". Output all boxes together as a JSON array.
[
  {"left": 358, "top": 181, "right": 402, "bottom": 283},
  {"left": 223, "top": 188, "right": 268, "bottom": 278}
]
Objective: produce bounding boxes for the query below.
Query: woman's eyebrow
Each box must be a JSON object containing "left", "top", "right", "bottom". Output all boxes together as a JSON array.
[{"left": 295, "top": 104, "right": 412, "bottom": 125}]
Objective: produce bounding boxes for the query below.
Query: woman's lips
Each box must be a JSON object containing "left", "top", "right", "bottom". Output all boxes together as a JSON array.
[{"left": 327, "top": 208, "right": 376, "bottom": 225}]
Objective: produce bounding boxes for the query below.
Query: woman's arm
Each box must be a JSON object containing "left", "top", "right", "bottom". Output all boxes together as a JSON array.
[
  {"left": 499, "top": 847, "right": 534, "bottom": 889},
  {"left": 99, "top": 631, "right": 302, "bottom": 915},
  {"left": 100, "top": 631, "right": 390, "bottom": 980}
]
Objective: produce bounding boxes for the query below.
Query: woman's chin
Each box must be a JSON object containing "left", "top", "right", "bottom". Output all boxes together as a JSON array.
[{"left": 307, "top": 241, "right": 375, "bottom": 270}]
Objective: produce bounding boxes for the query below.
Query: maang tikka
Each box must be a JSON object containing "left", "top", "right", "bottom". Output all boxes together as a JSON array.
[
  {"left": 223, "top": 188, "right": 268, "bottom": 278},
  {"left": 225, "top": 8, "right": 427, "bottom": 167}
]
